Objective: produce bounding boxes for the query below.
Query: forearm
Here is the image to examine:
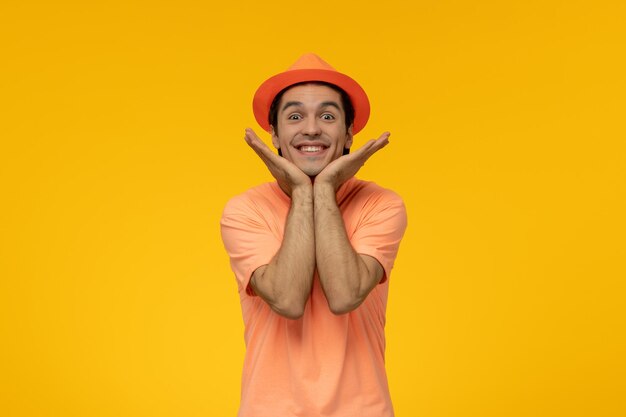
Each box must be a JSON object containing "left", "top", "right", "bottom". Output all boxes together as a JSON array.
[
  {"left": 314, "top": 182, "right": 372, "bottom": 314},
  {"left": 252, "top": 185, "right": 315, "bottom": 319}
]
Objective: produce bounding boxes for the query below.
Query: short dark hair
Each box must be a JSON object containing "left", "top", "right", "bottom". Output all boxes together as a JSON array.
[{"left": 268, "top": 81, "right": 355, "bottom": 136}]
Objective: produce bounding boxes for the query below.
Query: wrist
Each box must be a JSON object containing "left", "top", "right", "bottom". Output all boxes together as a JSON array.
[
  {"left": 291, "top": 183, "right": 313, "bottom": 201},
  {"left": 313, "top": 180, "right": 336, "bottom": 197}
]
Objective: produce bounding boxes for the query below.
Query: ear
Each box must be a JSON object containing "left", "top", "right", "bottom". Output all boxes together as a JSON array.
[
  {"left": 270, "top": 125, "right": 280, "bottom": 150},
  {"left": 344, "top": 125, "right": 354, "bottom": 150}
]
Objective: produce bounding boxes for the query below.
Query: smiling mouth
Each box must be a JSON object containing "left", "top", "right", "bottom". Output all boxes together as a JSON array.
[{"left": 297, "top": 145, "right": 327, "bottom": 153}]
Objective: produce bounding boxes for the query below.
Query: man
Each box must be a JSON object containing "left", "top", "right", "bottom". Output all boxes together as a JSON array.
[{"left": 220, "top": 53, "right": 407, "bottom": 417}]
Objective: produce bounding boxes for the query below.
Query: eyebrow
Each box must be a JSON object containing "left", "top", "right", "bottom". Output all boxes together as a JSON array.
[{"left": 281, "top": 101, "right": 342, "bottom": 112}]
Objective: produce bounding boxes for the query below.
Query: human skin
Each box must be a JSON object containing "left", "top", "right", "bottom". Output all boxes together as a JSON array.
[{"left": 243, "top": 84, "right": 390, "bottom": 317}]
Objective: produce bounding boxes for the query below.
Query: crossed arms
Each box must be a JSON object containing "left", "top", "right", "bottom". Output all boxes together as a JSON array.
[{"left": 244, "top": 128, "right": 390, "bottom": 319}]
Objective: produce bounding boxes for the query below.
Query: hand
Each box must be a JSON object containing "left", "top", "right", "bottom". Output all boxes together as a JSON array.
[
  {"left": 315, "top": 132, "right": 390, "bottom": 192},
  {"left": 244, "top": 128, "right": 312, "bottom": 197}
]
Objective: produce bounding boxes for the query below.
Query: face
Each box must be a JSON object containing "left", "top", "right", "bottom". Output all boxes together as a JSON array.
[{"left": 271, "top": 84, "right": 353, "bottom": 177}]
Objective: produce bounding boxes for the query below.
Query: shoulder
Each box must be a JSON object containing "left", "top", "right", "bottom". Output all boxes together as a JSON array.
[
  {"left": 222, "top": 182, "right": 286, "bottom": 218},
  {"left": 340, "top": 177, "right": 405, "bottom": 210}
]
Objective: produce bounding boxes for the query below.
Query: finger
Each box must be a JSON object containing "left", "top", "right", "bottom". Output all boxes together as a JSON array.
[
  {"left": 244, "top": 130, "right": 280, "bottom": 169},
  {"left": 351, "top": 133, "right": 390, "bottom": 161},
  {"left": 244, "top": 129, "right": 279, "bottom": 161},
  {"left": 379, "top": 131, "right": 391, "bottom": 140},
  {"left": 243, "top": 129, "right": 301, "bottom": 179},
  {"left": 356, "top": 132, "right": 390, "bottom": 154},
  {"left": 370, "top": 132, "right": 391, "bottom": 151},
  {"left": 248, "top": 131, "right": 283, "bottom": 162},
  {"left": 244, "top": 128, "right": 267, "bottom": 150},
  {"left": 352, "top": 138, "right": 383, "bottom": 158},
  {"left": 374, "top": 131, "right": 390, "bottom": 147}
]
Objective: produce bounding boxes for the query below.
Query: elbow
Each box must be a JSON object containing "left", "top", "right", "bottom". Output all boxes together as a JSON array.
[
  {"left": 327, "top": 296, "right": 363, "bottom": 316},
  {"left": 276, "top": 307, "right": 305, "bottom": 320},
  {"left": 271, "top": 300, "right": 306, "bottom": 320}
]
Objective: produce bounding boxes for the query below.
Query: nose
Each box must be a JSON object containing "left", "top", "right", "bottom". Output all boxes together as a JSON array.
[{"left": 302, "top": 116, "right": 322, "bottom": 136}]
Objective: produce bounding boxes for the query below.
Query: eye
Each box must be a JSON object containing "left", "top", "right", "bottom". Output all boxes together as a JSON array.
[
  {"left": 287, "top": 113, "right": 302, "bottom": 120},
  {"left": 321, "top": 113, "right": 335, "bottom": 120}
]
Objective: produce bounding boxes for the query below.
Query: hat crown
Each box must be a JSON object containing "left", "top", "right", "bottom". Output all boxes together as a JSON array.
[{"left": 287, "top": 53, "right": 336, "bottom": 71}]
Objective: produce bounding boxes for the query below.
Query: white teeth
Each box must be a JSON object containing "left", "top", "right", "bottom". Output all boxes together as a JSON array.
[{"left": 300, "top": 146, "right": 323, "bottom": 152}]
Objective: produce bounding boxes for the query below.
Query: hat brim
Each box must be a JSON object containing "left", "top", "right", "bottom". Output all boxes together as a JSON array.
[{"left": 252, "top": 69, "right": 370, "bottom": 135}]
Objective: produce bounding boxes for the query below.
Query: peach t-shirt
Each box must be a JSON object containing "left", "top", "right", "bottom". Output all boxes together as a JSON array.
[{"left": 220, "top": 177, "right": 407, "bottom": 417}]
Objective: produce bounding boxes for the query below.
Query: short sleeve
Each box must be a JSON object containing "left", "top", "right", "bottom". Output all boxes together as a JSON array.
[
  {"left": 349, "top": 191, "right": 407, "bottom": 283},
  {"left": 220, "top": 195, "right": 282, "bottom": 296}
]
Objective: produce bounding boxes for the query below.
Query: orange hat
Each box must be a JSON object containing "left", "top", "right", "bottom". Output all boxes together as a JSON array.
[{"left": 252, "top": 53, "right": 370, "bottom": 134}]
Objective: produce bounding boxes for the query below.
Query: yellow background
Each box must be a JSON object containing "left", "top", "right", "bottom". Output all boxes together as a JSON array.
[{"left": 1, "top": 1, "right": 624, "bottom": 416}]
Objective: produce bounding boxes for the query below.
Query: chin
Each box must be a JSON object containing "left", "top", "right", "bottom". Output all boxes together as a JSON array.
[
  {"left": 302, "top": 169, "right": 323, "bottom": 178},
  {"left": 295, "top": 164, "right": 323, "bottom": 177}
]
